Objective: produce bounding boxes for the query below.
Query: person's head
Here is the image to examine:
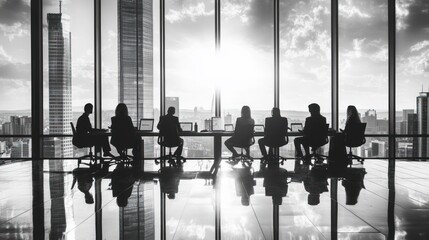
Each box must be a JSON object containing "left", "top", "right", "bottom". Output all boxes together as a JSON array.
[
  {"left": 116, "top": 195, "right": 129, "bottom": 207},
  {"left": 272, "top": 107, "right": 281, "bottom": 117},
  {"left": 167, "top": 193, "right": 176, "bottom": 199},
  {"left": 167, "top": 107, "right": 175, "bottom": 116},
  {"left": 241, "top": 196, "right": 250, "bottom": 206},
  {"left": 308, "top": 103, "right": 320, "bottom": 116},
  {"left": 84, "top": 103, "right": 93, "bottom": 114},
  {"left": 84, "top": 192, "right": 94, "bottom": 204},
  {"left": 347, "top": 105, "right": 360, "bottom": 121},
  {"left": 308, "top": 193, "right": 320, "bottom": 205},
  {"left": 241, "top": 105, "right": 251, "bottom": 118},
  {"left": 115, "top": 103, "right": 128, "bottom": 117}
]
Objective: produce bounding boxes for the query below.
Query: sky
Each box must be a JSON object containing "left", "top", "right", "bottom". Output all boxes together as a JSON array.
[{"left": 0, "top": 0, "right": 428, "bottom": 112}]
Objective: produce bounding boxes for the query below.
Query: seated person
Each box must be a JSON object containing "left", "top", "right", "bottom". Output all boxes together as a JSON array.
[
  {"left": 157, "top": 107, "right": 183, "bottom": 157},
  {"left": 110, "top": 103, "right": 141, "bottom": 158},
  {"left": 225, "top": 106, "right": 255, "bottom": 158},
  {"left": 294, "top": 103, "right": 327, "bottom": 160},
  {"left": 343, "top": 105, "right": 361, "bottom": 134},
  {"left": 258, "top": 107, "right": 288, "bottom": 159},
  {"left": 73, "top": 103, "right": 113, "bottom": 157}
]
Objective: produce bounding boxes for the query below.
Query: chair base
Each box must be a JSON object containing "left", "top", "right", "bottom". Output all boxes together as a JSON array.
[
  {"left": 155, "top": 148, "right": 186, "bottom": 168},
  {"left": 227, "top": 147, "right": 254, "bottom": 166},
  {"left": 260, "top": 154, "right": 287, "bottom": 167},
  {"left": 302, "top": 153, "right": 329, "bottom": 165},
  {"left": 347, "top": 153, "right": 365, "bottom": 166}
]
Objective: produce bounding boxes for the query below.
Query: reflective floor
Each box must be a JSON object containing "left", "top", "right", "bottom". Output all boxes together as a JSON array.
[{"left": 0, "top": 159, "right": 428, "bottom": 240}]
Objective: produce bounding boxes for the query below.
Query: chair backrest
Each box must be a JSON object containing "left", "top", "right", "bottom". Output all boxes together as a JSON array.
[
  {"left": 70, "top": 122, "right": 76, "bottom": 135},
  {"left": 308, "top": 123, "right": 329, "bottom": 148},
  {"left": 265, "top": 117, "right": 288, "bottom": 147},
  {"left": 345, "top": 122, "right": 366, "bottom": 147}
]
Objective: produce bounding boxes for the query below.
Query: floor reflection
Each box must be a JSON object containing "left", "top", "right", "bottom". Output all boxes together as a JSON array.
[{"left": 0, "top": 158, "right": 429, "bottom": 239}]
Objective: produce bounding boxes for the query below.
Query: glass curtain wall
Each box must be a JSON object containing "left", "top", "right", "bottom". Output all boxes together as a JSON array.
[
  {"left": 0, "top": 0, "right": 32, "bottom": 159},
  {"left": 42, "top": 0, "right": 94, "bottom": 159},
  {"left": 396, "top": 1, "right": 429, "bottom": 159},
  {"left": 221, "top": 0, "right": 274, "bottom": 125},
  {"left": 165, "top": 0, "right": 215, "bottom": 158},
  {"left": 279, "top": 0, "right": 332, "bottom": 126}
]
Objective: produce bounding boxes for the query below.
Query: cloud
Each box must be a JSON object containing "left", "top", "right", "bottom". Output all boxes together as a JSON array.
[
  {"left": 165, "top": 2, "right": 214, "bottom": 23},
  {"left": 396, "top": 0, "right": 413, "bottom": 31},
  {"left": 0, "top": 0, "right": 31, "bottom": 40},
  {"left": 339, "top": 0, "right": 370, "bottom": 19},
  {"left": 410, "top": 40, "right": 429, "bottom": 52}
]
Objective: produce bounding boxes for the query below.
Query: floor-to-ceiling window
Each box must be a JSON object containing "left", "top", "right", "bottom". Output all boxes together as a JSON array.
[
  {"left": 339, "top": 0, "right": 388, "bottom": 158},
  {"left": 0, "top": 0, "right": 32, "bottom": 159},
  {"left": 396, "top": 0, "right": 429, "bottom": 159}
]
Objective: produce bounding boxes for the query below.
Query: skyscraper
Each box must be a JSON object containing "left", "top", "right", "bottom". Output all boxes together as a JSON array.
[
  {"left": 47, "top": 8, "right": 73, "bottom": 158},
  {"left": 118, "top": 0, "right": 153, "bottom": 124},
  {"left": 118, "top": 1, "right": 154, "bottom": 238},
  {"left": 417, "top": 92, "right": 429, "bottom": 158}
]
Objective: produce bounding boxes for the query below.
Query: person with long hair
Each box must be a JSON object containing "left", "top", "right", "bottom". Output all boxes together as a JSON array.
[
  {"left": 258, "top": 107, "right": 288, "bottom": 159},
  {"left": 110, "top": 103, "right": 141, "bottom": 158},
  {"left": 344, "top": 105, "right": 361, "bottom": 134},
  {"left": 224, "top": 106, "right": 255, "bottom": 158}
]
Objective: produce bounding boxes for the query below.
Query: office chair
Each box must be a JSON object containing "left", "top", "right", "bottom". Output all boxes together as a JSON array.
[
  {"left": 70, "top": 122, "right": 102, "bottom": 167},
  {"left": 261, "top": 128, "right": 291, "bottom": 167},
  {"left": 227, "top": 137, "right": 255, "bottom": 166},
  {"left": 155, "top": 136, "right": 186, "bottom": 167},
  {"left": 344, "top": 122, "right": 366, "bottom": 165},
  {"left": 305, "top": 124, "right": 329, "bottom": 165}
]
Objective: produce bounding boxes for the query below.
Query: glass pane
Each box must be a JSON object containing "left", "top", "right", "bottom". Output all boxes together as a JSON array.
[
  {"left": 0, "top": 137, "right": 32, "bottom": 158},
  {"left": 280, "top": 0, "right": 331, "bottom": 125},
  {"left": 0, "top": 0, "right": 31, "bottom": 136},
  {"left": 221, "top": 0, "right": 274, "bottom": 125},
  {"left": 165, "top": 0, "right": 215, "bottom": 128},
  {"left": 339, "top": 0, "right": 388, "bottom": 134},
  {"left": 43, "top": 0, "right": 94, "bottom": 158},
  {"left": 101, "top": 0, "right": 159, "bottom": 160},
  {"left": 396, "top": 0, "right": 429, "bottom": 151}
]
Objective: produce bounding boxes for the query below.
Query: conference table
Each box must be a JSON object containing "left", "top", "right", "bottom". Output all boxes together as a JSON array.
[
  {"left": 134, "top": 130, "right": 335, "bottom": 175},
  {"left": 98, "top": 130, "right": 336, "bottom": 175}
]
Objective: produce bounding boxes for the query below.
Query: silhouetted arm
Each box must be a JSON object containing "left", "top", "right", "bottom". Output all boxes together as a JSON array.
[
  {"left": 176, "top": 117, "right": 183, "bottom": 134},
  {"left": 157, "top": 117, "right": 162, "bottom": 130}
]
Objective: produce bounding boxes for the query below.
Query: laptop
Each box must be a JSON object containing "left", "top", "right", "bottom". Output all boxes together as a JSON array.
[
  {"left": 139, "top": 118, "right": 154, "bottom": 132},
  {"left": 211, "top": 117, "right": 224, "bottom": 132},
  {"left": 224, "top": 124, "right": 234, "bottom": 132},
  {"left": 180, "top": 122, "right": 193, "bottom": 132},
  {"left": 291, "top": 123, "right": 303, "bottom": 132},
  {"left": 254, "top": 124, "right": 264, "bottom": 133}
]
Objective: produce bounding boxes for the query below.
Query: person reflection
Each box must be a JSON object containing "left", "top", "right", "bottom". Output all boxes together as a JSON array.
[
  {"left": 304, "top": 165, "right": 329, "bottom": 206},
  {"left": 71, "top": 168, "right": 94, "bottom": 204},
  {"left": 263, "top": 162, "right": 288, "bottom": 205},
  {"left": 159, "top": 166, "right": 183, "bottom": 199},
  {"left": 111, "top": 164, "right": 136, "bottom": 207},
  {"left": 233, "top": 165, "right": 256, "bottom": 206},
  {"left": 342, "top": 168, "right": 366, "bottom": 205}
]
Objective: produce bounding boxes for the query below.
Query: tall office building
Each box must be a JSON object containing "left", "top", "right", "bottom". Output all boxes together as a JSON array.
[
  {"left": 118, "top": 0, "right": 153, "bottom": 124},
  {"left": 118, "top": 1, "right": 154, "bottom": 238},
  {"left": 417, "top": 92, "right": 429, "bottom": 158},
  {"left": 47, "top": 7, "right": 73, "bottom": 158},
  {"left": 401, "top": 109, "right": 415, "bottom": 134}
]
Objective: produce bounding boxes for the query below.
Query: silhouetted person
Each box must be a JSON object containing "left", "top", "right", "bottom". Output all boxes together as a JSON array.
[
  {"left": 343, "top": 105, "right": 361, "bottom": 134},
  {"left": 110, "top": 103, "right": 141, "bottom": 159},
  {"left": 258, "top": 107, "right": 288, "bottom": 159},
  {"left": 73, "top": 103, "right": 113, "bottom": 157},
  {"left": 342, "top": 168, "right": 366, "bottom": 205},
  {"left": 159, "top": 166, "right": 183, "bottom": 200},
  {"left": 71, "top": 168, "right": 94, "bottom": 204},
  {"left": 225, "top": 106, "right": 255, "bottom": 158},
  {"left": 304, "top": 165, "right": 328, "bottom": 206},
  {"left": 294, "top": 103, "right": 327, "bottom": 161},
  {"left": 111, "top": 164, "right": 135, "bottom": 207},
  {"left": 329, "top": 105, "right": 361, "bottom": 168},
  {"left": 157, "top": 106, "right": 184, "bottom": 157},
  {"left": 233, "top": 166, "right": 256, "bottom": 206},
  {"left": 263, "top": 162, "right": 288, "bottom": 205}
]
